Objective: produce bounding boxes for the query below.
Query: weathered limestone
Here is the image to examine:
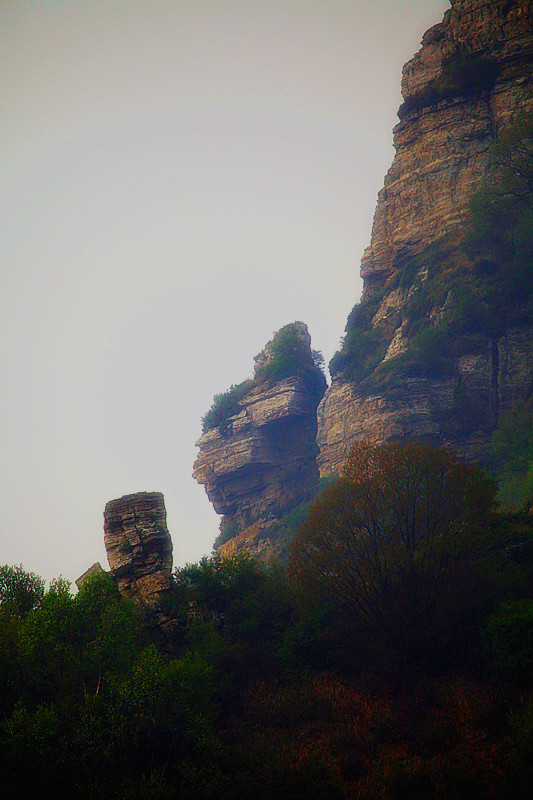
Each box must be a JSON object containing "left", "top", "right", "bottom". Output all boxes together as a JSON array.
[
  {"left": 194, "top": 324, "right": 326, "bottom": 557},
  {"left": 361, "top": 0, "right": 533, "bottom": 290},
  {"left": 194, "top": 1, "right": 533, "bottom": 558},
  {"left": 317, "top": 0, "right": 533, "bottom": 476},
  {"left": 104, "top": 492, "right": 173, "bottom": 605},
  {"left": 318, "top": 327, "right": 533, "bottom": 474}
]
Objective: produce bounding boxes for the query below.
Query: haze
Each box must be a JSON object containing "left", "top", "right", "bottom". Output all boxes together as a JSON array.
[{"left": 1, "top": 0, "right": 449, "bottom": 584}]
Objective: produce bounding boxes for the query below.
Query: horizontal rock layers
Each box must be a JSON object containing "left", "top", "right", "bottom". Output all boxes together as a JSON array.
[
  {"left": 194, "top": 375, "right": 324, "bottom": 558},
  {"left": 318, "top": 327, "right": 533, "bottom": 474},
  {"left": 361, "top": 0, "right": 533, "bottom": 292},
  {"left": 104, "top": 492, "right": 173, "bottom": 605},
  {"left": 194, "top": 1, "right": 533, "bottom": 559},
  {"left": 194, "top": 324, "right": 326, "bottom": 558},
  {"left": 318, "top": 0, "right": 533, "bottom": 475}
]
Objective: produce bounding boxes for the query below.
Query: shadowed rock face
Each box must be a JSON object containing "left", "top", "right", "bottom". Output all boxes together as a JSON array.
[
  {"left": 318, "top": 0, "right": 533, "bottom": 474},
  {"left": 104, "top": 492, "right": 173, "bottom": 605},
  {"left": 194, "top": 377, "right": 323, "bottom": 555}
]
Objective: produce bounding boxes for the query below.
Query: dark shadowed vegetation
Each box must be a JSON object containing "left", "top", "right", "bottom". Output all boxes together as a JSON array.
[{"left": 2, "top": 439, "right": 533, "bottom": 798}]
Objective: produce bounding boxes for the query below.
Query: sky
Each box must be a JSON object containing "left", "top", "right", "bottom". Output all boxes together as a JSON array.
[{"left": 1, "top": 0, "right": 450, "bottom": 585}]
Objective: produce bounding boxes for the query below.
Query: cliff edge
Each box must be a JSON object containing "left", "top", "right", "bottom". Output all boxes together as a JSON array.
[
  {"left": 193, "top": 323, "right": 326, "bottom": 558},
  {"left": 318, "top": 0, "right": 533, "bottom": 474}
]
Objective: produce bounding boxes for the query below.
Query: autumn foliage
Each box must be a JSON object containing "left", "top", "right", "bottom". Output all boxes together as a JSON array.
[{"left": 290, "top": 441, "right": 495, "bottom": 669}]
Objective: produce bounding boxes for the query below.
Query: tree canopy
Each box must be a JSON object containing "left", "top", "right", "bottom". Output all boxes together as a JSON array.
[{"left": 290, "top": 441, "right": 496, "bottom": 666}]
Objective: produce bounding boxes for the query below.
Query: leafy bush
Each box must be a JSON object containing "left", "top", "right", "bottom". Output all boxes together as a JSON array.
[
  {"left": 487, "top": 599, "right": 533, "bottom": 687},
  {"left": 201, "top": 379, "right": 253, "bottom": 434},
  {"left": 256, "top": 323, "right": 325, "bottom": 388},
  {"left": 202, "top": 323, "right": 325, "bottom": 434},
  {"left": 329, "top": 292, "right": 391, "bottom": 383},
  {"left": 290, "top": 441, "right": 496, "bottom": 671},
  {"left": 486, "top": 401, "right": 533, "bottom": 510},
  {"left": 213, "top": 519, "right": 240, "bottom": 551},
  {"left": 0, "top": 564, "right": 45, "bottom": 618}
]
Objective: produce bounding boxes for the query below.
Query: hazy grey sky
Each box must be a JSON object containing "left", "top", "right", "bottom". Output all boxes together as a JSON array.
[{"left": 1, "top": 0, "right": 449, "bottom": 584}]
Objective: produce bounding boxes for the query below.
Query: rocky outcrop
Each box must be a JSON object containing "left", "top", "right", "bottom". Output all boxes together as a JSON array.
[
  {"left": 75, "top": 561, "right": 108, "bottom": 590},
  {"left": 318, "top": 327, "right": 533, "bottom": 473},
  {"left": 360, "top": 0, "right": 533, "bottom": 293},
  {"left": 104, "top": 492, "right": 173, "bottom": 605},
  {"left": 317, "top": 0, "right": 533, "bottom": 476},
  {"left": 194, "top": 1, "right": 533, "bottom": 557},
  {"left": 194, "top": 323, "right": 326, "bottom": 557}
]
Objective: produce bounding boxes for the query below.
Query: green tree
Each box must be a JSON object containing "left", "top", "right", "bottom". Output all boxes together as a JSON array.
[
  {"left": 0, "top": 564, "right": 44, "bottom": 618},
  {"left": 256, "top": 322, "right": 325, "bottom": 389},
  {"left": 486, "top": 401, "right": 533, "bottom": 510}
]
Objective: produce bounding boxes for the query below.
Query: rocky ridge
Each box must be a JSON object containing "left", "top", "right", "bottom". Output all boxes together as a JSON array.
[
  {"left": 194, "top": 0, "right": 533, "bottom": 557},
  {"left": 360, "top": 0, "right": 533, "bottom": 291}
]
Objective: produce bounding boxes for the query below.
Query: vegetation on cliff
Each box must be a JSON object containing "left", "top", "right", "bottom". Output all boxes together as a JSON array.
[
  {"left": 201, "top": 322, "right": 325, "bottom": 434},
  {"left": 290, "top": 441, "right": 495, "bottom": 670},
  {"left": 487, "top": 399, "right": 533, "bottom": 511},
  {"left": 2, "top": 440, "right": 533, "bottom": 798},
  {"left": 331, "top": 110, "right": 533, "bottom": 401},
  {"left": 201, "top": 380, "right": 253, "bottom": 434}
]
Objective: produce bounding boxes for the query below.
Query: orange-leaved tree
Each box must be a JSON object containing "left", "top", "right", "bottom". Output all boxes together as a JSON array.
[{"left": 290, "top": 441, "right": 496, "bottom": 670}]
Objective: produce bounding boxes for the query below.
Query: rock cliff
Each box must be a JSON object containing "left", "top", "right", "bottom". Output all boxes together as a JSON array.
[
  {"left": 318, "top": 0, "right": 533, "bottom": 474},
  {"left": 103, "top": 492, "right": 173, "bottom": 606},
  {"left": 194, "top": 0, "right": 533, "bottom": 557},
  {"left": 360, "top": 0, "right": 533, "bottom": 291},
  {"left": 193, "top": 323, "right": 326, "bottom": 558}
]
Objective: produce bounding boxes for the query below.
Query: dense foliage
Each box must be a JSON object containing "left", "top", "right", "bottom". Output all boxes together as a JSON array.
[
  {"left": 3, "top": 441, "right": 533, "bottom": 798},
  {"left": 486, "top": 399, "right": 533, "bottom": 511},
  {"left": 290, "top": 441, "right": 495, "bottom": 671},
  {"left": 201, "top": 380, "right": 253, "bottom": 434},
  {"left": 254, "top": 322, "right": 325, "bottom": 386}
]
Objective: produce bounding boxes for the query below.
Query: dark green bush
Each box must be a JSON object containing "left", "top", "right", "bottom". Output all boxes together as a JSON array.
[
  {"left": 202, "top": 323, "right": 325, "bottom": 434},
  {"left": 329, "top": 293, "right": 391, "bottom": 383},
  {"left": 487, "top": 599, "right": 533, "bottom": 687},
  {"left": 0, "top": 564, "right": 45, "bottom": 618},
  {"left": 213, "top": 519, "right": 240, "bottom": 551},
  {"left": 256, "top": 323, "right": 324, "bottom": 388},
  {"left": 486, "top": 401, "right": 533, "bottom": 511},
  {"left": 201, "top": 380, "right": 253, "bottom": 434}
]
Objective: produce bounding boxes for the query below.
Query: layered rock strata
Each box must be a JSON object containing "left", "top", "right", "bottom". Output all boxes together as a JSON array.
[
  {"left": 318, "top": 327, "right": 533, "bottom": 473},
  {"left": 317, "top": 0, "right": 533, "bottom": 475},
  {"left": 104, "top": 492, "right": 173, "bottom": 605},
  {"left": 194, "top": 324, "right": 326, "bottom": 557},
  {"left": 360, "top": 0, "right": 533, "bottom": 292}
]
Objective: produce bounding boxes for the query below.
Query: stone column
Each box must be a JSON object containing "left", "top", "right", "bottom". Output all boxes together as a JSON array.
[{"left": 104, "top": 492, "right": 173, "bottom": 606}]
